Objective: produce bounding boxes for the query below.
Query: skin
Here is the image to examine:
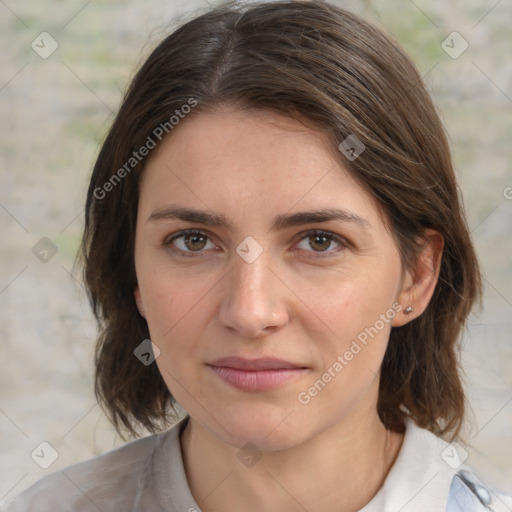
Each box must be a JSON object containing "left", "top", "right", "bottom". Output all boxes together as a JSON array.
[{"left": 134, "top": 105, "right": 444, "bottom": 512}]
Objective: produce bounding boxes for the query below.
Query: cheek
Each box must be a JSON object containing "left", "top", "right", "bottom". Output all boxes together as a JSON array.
[
  {"left": 144, "top": 279, "right": 204, "bottom": 338},
  {"left": 297, "top": 264, "right": 399, "bottom": 336},
  {"left": 296, "top": 266, "right": 399, "bottom": 384},
  {"left": 143, "top": 275, "right": 210, "bottom": 397},
  {"left": 296, "top": 282, "right": 396, "bottom": 419},
  {"left": 140, "top": 267, "right": 220, "bottom": 366}
]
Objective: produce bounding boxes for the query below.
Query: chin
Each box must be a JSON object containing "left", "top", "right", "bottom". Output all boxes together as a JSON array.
[{"left": 206, "top": 401, "right": 316, "bottom": 451}]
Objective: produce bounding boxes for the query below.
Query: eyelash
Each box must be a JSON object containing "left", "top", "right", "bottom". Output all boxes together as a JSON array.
[{"left": 164, "top": 229, "right": 350, "bottom": 258}]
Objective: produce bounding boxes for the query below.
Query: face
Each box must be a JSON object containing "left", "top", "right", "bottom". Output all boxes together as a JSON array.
[{"left": 134, "top": 106, "right": 410, "bottom": 450}]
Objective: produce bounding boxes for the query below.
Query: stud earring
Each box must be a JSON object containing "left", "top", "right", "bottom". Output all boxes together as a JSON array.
[{"left": 404, "top": 306, "right": 413, "bottom": 314}]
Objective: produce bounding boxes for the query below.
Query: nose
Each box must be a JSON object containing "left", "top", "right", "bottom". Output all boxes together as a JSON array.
[{"left": 218, "top": 250, "right": 289, "bottom": 339}]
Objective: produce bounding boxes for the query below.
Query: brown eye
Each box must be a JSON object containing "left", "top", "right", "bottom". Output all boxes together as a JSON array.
[
  {"left": 166, "top": 230, "right": 216, "bottom": 256},
  {"left": 295, "top": 230, "right": 348, "bottom": 256},
  {"left": 183, "top": 233, "right": 208, "bottom": 251},
  {"left": 308, "top": 234, "right": 332, "bottom": 252}
]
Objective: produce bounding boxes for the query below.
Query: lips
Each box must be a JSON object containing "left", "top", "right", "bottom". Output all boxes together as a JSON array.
[
  {"left": 209, "top": 356, "right": 305, "bottom": 371},
  {"left": 207, "top": 356, "right": 308, "bottom": 391}
]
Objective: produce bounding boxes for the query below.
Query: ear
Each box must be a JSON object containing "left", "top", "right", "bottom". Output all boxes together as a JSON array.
[
  {"left": 134, "top": 285, "right": 146, "bottom": 319},
  {"left": 392, "top": 228, "right": 444, "bottom": 327}
]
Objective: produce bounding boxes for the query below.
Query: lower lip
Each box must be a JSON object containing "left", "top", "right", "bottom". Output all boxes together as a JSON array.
[{"left": 208, "top": 366, "right": 307, "bottom": 391}]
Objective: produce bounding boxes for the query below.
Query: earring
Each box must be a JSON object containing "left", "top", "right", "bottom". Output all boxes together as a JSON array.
[{"left": 404, "top": 306, "right": 413, "bottom": 314}]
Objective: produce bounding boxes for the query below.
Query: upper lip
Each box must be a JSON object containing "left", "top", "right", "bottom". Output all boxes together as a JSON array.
[{"left": 208, "top": 356, "right": 306, "bottom": 371}]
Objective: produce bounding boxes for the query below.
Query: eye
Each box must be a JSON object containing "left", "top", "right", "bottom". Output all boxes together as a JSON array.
[
  {"left": 165, "top": 229, "right": 218, "bottom": 256},
  {"left": 294, "top": 230, "right": 348, "bottom": 256},
  {"left": 164, "top": 228, "right": 349, "bottom": 258}
]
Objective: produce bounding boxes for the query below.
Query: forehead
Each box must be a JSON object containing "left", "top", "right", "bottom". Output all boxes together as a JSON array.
[
  {"left": 144, "top": 107, "right": 335, "bottom": 179},
  {"left": 138, "top": 106, "right": 382, "bottom": 227}
]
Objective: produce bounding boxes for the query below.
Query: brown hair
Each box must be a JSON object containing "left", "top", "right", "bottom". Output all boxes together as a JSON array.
[{"left": 80, "top": 0, "right": 482, "bottom": 439}]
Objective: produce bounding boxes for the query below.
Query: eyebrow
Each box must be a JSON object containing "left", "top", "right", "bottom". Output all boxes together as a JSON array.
[{"left": 147, "top": 206, "right": 371, "bottom": 231}]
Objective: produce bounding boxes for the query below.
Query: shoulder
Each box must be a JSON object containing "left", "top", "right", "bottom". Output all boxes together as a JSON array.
[
  {"left": 1, "top": 430, "right": 167, "bottom": 512},
  {"left": 368, "top": 418, "right": 512, "bottom": 512}
]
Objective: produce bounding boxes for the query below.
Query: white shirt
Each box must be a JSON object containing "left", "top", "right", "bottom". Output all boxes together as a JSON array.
[
  {"left": 2, "top": 415, "right": 510, "bottom": 511},
  {"left": 361, "top": 418, "right": 462, "bottom": 511}
]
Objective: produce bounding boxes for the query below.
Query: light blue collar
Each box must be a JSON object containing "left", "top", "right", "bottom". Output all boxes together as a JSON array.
[{"left": 446, "top": 469, "right": 506, "bottom": 511}]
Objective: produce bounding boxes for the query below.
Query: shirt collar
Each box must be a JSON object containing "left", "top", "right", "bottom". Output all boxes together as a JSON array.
[
  {"left": 360, "top": 417, "right": 458, "bottom": 512},
  {"left": 148, "top": 415, "right": 461, "bottom": 512}
]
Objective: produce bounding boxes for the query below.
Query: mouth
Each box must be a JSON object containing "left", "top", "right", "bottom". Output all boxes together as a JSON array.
[{"left": 207, "top": 356, "right": 309, "bottom": 392}]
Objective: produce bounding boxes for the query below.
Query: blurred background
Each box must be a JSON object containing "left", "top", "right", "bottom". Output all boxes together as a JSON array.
[{"left": 0, "top": 0, "right": 511, "bottom": 503}]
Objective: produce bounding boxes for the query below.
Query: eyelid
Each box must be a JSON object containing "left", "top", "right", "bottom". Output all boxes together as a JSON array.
[
  {"left": 165, "top": 229, "right": 213, "bottom": 245},
  {"left": 164, "top": 228, "right": 351, "bottom": 257},
  {"left": 291, "top": 229, "right": 351, "bottom": 256}
]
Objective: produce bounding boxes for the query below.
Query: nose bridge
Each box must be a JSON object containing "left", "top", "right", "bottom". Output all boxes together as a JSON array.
[{"left": 219, "top": 248, "right": 288, "bottom": 337}]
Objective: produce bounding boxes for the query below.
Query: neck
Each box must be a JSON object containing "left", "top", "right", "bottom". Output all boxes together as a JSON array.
[{"left": 180, "top": 409, "right": 404, "bottom": 512}]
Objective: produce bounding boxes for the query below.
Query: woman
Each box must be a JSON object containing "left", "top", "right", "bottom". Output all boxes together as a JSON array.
[{"left": 3, "top": 1, "right": 511, "bottom": 511}]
